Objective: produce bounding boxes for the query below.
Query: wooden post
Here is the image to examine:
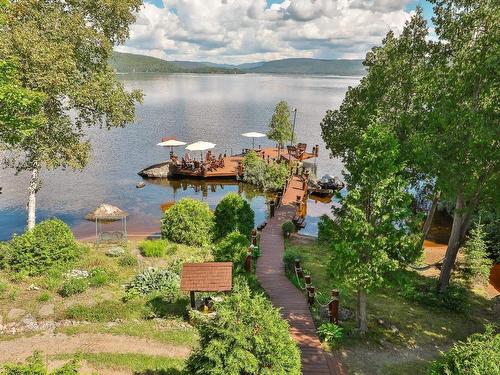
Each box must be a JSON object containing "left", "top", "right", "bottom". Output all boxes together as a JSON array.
[
  {"left": 304, "top": 275, "right": 312, "bottom": 288},
  {"left": 190, "top": 291, "right": 196, "bottom": 309},
  {"left": 307, "top": 286, "right": 315, "bottom": 305},
  {"left": 329, "top": 289, "right": 340, "bottom": 324},
  {"left": 269, "top": 200, "right": 275, "bottom": 218},
  {"left": 251, "top": 229, "right": 257, "bottom": 246},
  {"left": 294, "top": 258, "right": 304, "bottom": 279}
]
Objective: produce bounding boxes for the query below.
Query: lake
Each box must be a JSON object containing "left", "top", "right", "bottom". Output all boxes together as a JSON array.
[{"left": 0, "top": 73, "right": 360, "bottom": 241}]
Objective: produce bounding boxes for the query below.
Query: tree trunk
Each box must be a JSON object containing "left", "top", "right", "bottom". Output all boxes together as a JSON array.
[
  {"left": 422, "top": 190, "right": 441, "bottom": 242},
  {"left": 27, "top": 167, "right": 40, "bottom": 230},
  {"left": 357, "top": 288, "right": 368, "bottom": 333},
  {"left": 437, "top": 193, "right": 467, "bottom": 293}
]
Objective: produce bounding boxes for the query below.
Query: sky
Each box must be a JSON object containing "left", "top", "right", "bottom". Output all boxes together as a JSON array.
[{"left": 115, "top": 0, "right": 435, "bottom": 64}]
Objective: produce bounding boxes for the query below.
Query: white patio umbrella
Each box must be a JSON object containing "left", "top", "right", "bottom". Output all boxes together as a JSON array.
[
  {"left": 185, "top": 141, "right": 216, "bottom": 160},
  {"left": 241, "top": 132, "right": 266, "bottom": 149},
  {"left": 157, "top": 138, "right": 187, "bottom": 153}
]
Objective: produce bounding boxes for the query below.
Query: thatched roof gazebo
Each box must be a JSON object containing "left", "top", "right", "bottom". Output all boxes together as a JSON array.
[{"left": 85, "top": 203, "right": 128, "bottom": 244}]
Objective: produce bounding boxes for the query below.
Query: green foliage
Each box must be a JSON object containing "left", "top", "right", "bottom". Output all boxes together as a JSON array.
[
  {"left": 59, "top": 278, "right": 88, "bottom": 298},
  {"left": 281, "top": 221, "right": 295, "bottom": 237},
  {"left": 214, "top": 193, "right": 255, "bottom": 240},
  {"left": 118, "top": 254, "right": 138, "bottom": 267},
  {"left": 88, "top": 267, "right": 115, "bottom": 287},
  {"left": 267, "top": 100, "right": 294, "bottom": 148},
  {"left": 459, "top": 224, "right": 493, "bottom": 286},
  {"left": 1, "top": 352, "right": 79, "bottom": 375},
  {"left": 161, "top": 198, "right": 214, "bottom": 246},
  {"left": 125, "top": 268, "right": 180, "bottom": 301},
  {"left": 242, "top": 151, "right": 289, "bottom": 191},
  {"left": 429, "top": 325, "right": 500, "bottom": 375},
  {"left": 138, "top": 239, "right": 168, "bottom": 257},
  {"left": 389, "top": 271, "right": 469, "bottom": 313},
  {"left": 0, "top": 60, "right": 46, "bottom": 146},
  {"left": 186, "top": 281, "right": 301, "bottom": 375},
  {"left": 4, "top": 219, "right": 82, "bottom": 275},
  {"left": 64, "top": 300, "right": 146, "bottom": 322},
  {"left": 213, "top": 231, "right": 249, "bottom": 270},
  {"left": 37, "top": 291, "right": 50, "bottom": 302},
  {"left": 317, "top": 323, "right": 344, "bottom": 347},
  {"left": 318, "top": 214, "right": 335, "bottom": 244}
]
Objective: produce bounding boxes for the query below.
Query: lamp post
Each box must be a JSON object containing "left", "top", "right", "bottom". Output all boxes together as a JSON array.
[{"left": 291, "top": 107, "right": 297, "bottom": 145}]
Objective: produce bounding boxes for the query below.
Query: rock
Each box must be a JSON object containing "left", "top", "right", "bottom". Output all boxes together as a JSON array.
[
  {"left": 28, "top": 284, "right": 40, "bottom": 291},
  {"left": 136, "top": 181, "right": 146, "bottom": 189},
  {"left": 138, "top": 161, "right": 176, "bottom": 178},
  {"left": 105, "top": 246, "right": 125, "bottom": 257},
  {"left": 339, "top": 307, "right": 352, "bottom": 321},
  {"left": 39, "top": 304, "right": 54, "bottom": 318},
  {"left": 65, "top": 269, "right": 89, "bottom": 278},
  {"left": 7, "top": 308, "right": 26, "bottom": 322},
  {"left": 20, "top": 314, "right": 38, "bottom": 330}
]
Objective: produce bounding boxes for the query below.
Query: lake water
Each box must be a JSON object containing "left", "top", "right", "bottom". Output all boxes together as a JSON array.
[{"left": 0, "top": 73, "right": 360, "bottom": 240}]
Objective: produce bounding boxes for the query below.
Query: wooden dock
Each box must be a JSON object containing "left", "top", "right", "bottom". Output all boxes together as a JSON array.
[
  {"left": 172, "top": 147, "right": 317, "bottom": 179},
  {"left": 256, "top": 175, "right": 346, "bottom": 375}
]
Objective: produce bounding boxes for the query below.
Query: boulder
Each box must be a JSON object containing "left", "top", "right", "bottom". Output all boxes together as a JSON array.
[
  {"left": 7, "top": 308, "right": 26, "bottom": 322},
  {"left": 39, "top": 304, "right": 55, "bottom": 318},
  {"left": 138, "top": 161, "right": 176, "bottom": 178}
]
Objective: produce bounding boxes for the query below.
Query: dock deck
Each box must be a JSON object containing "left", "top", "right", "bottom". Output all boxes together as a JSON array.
[{"left": 172, "top": 147, "right": 318, "bottom": 179}]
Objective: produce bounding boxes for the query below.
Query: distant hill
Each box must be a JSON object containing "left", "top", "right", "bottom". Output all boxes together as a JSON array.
[
  {"left": 110, "top": 52, "right": 240, "bottom": 74},
  {"left": 110, "top": 52, "right": 365, "bottom": 76},
  {"left": 241, "top": 58, "right": 365, "bottom": 75}
]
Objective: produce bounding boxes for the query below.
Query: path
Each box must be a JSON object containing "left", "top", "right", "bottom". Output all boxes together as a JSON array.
[
  {"left": 0, "top": 333, "right": 191, "bottom": 363},
  {"left": 256, "top": 176, "right": 345, "bottom": 375}
]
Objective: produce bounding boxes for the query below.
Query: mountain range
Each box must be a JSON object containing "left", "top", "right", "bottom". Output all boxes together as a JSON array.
[{"left": 110, "top": 52, "right": 365, "bottom": 76}]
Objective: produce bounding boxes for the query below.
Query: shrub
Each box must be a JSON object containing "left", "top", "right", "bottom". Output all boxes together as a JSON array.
[
  {"left": 429, "top": 325, "right": 499, "bottom": 375},
  {"left": 138, "top": 239, "right": 168, "bottom": 257},
  {"left": 118, "top": 254, "right": 138, "bottom": 267},
  {"left": 214, "top": 193, "right": 255, "bottom": 240},
  {"left": 282, "top": 221, "right": 295, "bottom": 238},
  {"left": 186, "top": 280, "right": 301, "bottom": 375},
  {"left": 59, "top": 278, "right": 88, "bottom": 297},
  {"left": 242, "top": 151, "right": 289, "bottom": 191},
  {"left": 390, "top": 271, "right": 469, "bottom": 313},
  {"left": 5, "top": 219, "right": 82, "bottom": 275},
  {"left": 37, "top": 291, "right": 50, "bottom": 302},
  {"left": 1, "top": 352, "right": 79, "bottom": 375},
  {"left": 318, "top": 323, "right": 344, "bottom": 347},
  {"left": 161, "top": 198, "right": 214, "bottom": 246},
  {"left": 318, "top": 214, "right": 335, "bottom": 244},
  {"left": 88, "top": 267, "right": 115, "bottom": 287},
  {"left": 459, "top": 224, "right": 493, "bottom": 286},
  {"left": 125, "top": 268, "right": 180, "bottom": 301},
  {"left": 213, "top": 231, "right": 249, "bottom": 270}
]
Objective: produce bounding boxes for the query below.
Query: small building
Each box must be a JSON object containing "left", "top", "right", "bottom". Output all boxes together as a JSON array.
[{"left": 181, "top": 262, "right": 233, "bottom": 308}]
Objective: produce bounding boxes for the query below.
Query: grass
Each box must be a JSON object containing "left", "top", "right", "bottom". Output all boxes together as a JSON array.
[
  {"left": 284, "top": 236, "right": 497, "bottom": 375},
  {"left": 53, "top": 353, "right": 186, "bottom": 374},
  {"left": 139, "top": 239, "right": 171, "bottom": 257},
  {"left": 57, "top": 319, "right": 199, "bottom": 347}
]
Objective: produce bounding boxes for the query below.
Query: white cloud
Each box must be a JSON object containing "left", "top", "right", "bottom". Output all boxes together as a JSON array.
[{"left": 116, "top": 0, "right": 418, "bottom": 64}]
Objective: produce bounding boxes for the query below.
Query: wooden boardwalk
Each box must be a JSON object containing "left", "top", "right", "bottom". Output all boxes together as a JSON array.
[{"left": 256, "top": 176, "right": 345, "bottom": 375}]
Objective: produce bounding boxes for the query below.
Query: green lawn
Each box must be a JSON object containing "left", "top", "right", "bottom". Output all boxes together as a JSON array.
[{"left": 284, "top": 236, "right": 497, "bottom": 375}]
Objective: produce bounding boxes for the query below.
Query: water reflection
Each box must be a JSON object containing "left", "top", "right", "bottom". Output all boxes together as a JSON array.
[{"left": 0, "top": 73, "right": 358, "bottom": 240}]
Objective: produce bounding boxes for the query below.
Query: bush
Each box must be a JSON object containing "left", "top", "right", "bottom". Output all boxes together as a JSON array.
[
  {"left": 390, "top": 271, "right": 469, "bottom": 313},
  {"left": 118, "top": 254, "right": 138, "bottom": 267},
  {"left": 1, "top": 352, "right": 79, "bottom": 375},
  {"left": 213, "top": 231, "right": 249, "bottom": 270},
  {"left": 125, "top": 268, "right": 180, "bottom": 301},
  {"left": 282, "top": 221, "right": 295, "bottom": 238},
  {"left": 318, "top": 214, "right": 335, "bottom": 244},
  {"left": 429, "top": 325, "right": 499, "bottom": 375},
  {"left": 242, "top": 151, "right": 289, "bottom": 191},
  {"left": 459, "top": 224, "right": 493, "bottom": 286},
  {"left": 161, "top": 198, "right": 214, "bottom": 246},
  {"left": 186, "top": 280, "right": 301, "bottom": 375},
  {"left": 139, "top": 239, "right": 168, "bottom": 257},
  {"left": 214, "top": 193, "right": 254, "bottom": 240},
  {"left": 59, "top": 278, "right": 88, "bottom": 297},
  {"left": 318, "top": 323, "right": 343, "bottom": 347},
  {"left": 88, "top": 267, "right": 115, "bottom": 287},
  {"left": 4, "top": 219, "right": 82, "bottom": 275}
]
